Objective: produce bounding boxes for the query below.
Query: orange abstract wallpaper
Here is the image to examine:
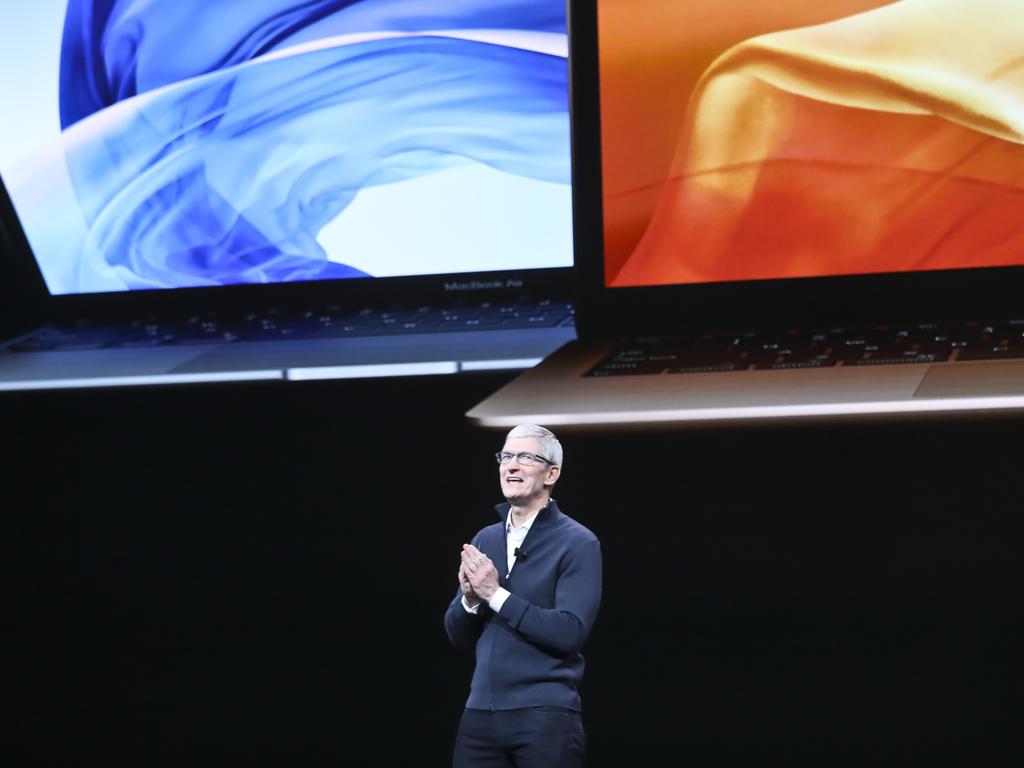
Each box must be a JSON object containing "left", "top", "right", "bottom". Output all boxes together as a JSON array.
[{"left": 600, "top": 0, "right": 1024, "bottom": 287}]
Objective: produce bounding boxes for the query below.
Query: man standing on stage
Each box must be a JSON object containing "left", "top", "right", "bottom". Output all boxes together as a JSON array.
[{"left": 444, "top": 423, "right": 603, "bottom": 768}]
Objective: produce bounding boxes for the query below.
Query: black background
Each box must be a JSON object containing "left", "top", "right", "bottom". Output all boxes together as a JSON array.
[
  {"left": 3, "top": 363, "right": 1021, "bottom": 767},
  {"left": 3, "top": 2, "right": 1023, "bottom": 762}
]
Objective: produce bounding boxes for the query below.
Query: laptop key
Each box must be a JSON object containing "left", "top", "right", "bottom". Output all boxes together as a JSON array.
[
  {"left": 667, "top": 361, "right": 750, "bottom": 373},
  {"left": 48, "top": 341, "right": 111, "bottom": 351},
  {"left": 845, "top": 352, "right": 950, "bottom": 366},
  {"left": 753, "top": 358, "right": 838, "bottom": 370},
  {"left": 956, "top": 345, "right": 1024, "bottom": 361},
  {"left": 589, "top": 361, "right": 671, "bottom": 376},
  {"left": 500, "top": 316, "right": 565, "bottom": 329}
]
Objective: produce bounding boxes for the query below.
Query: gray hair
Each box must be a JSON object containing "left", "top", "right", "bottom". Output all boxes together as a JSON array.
[{"left": 505, "top": 423, "right": 563, "bottom": 467}]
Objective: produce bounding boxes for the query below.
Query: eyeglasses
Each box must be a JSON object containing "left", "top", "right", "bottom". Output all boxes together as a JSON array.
[{"left": 495, "top": 451, "right": 554, "bottom": 466}]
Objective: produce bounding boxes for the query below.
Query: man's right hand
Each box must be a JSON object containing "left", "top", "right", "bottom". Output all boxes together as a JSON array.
[{"left": 459, "top": 563, "right": 480, "bottom": 609}]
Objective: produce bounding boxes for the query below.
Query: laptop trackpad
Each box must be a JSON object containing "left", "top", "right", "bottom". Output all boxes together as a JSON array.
[{"left": 915, "top": 361, "right": 1024, "bottom": 398}]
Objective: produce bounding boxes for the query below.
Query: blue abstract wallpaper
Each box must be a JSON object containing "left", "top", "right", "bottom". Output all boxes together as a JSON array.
[{"left": 0, "top": 1, "right": 571, "bottom": 293}]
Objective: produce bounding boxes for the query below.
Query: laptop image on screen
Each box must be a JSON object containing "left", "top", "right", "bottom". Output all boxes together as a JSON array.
[
  {"left": 467, "top": 0, "right": 1024, "bottom": 429},
  {"left": 0, "top": 0, "right": 576, "bottom": 392}
]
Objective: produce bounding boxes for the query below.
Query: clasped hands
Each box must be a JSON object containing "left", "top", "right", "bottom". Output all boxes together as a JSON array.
[{"left": 459, "top": 543, "right": 499, "bottom": 608}]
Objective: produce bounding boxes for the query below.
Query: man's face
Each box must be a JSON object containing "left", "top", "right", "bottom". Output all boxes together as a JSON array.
[{"left": 499, "top": 436, "right": 560, "bottom": 505}]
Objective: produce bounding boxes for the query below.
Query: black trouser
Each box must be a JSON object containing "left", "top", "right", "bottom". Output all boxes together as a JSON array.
[{"left": 452, "top": 706, "right": 586, "bottom": 768}]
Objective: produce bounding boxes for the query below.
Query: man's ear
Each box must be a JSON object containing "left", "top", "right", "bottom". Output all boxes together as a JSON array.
[{"left": 544, "top": 465, "right": 561, "bottom": 488}]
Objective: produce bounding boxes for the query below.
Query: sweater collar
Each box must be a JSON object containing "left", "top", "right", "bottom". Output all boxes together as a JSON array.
[{"left": 495, "top": 498, "right": 560, "bottom": 529}]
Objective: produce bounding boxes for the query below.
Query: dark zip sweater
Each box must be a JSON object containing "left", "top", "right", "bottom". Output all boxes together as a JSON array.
[{"left": 444, "top": 499, "right": 602, "bottom": 711}]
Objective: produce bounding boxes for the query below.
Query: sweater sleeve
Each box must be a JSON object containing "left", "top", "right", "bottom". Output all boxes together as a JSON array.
[
  {"left": 495, "top": 536, "right": 602, "bottom": 655},
  {"left": 443, "top": 531, "right": 490, "bottom": 650},
  {"left": 444, "top": 586, "right": 486, "bottom": 650}
]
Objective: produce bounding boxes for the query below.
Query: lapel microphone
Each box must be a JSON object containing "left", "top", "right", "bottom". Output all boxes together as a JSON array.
[{"left": 514, "top": 547, "right": 528, "bottom": 561}]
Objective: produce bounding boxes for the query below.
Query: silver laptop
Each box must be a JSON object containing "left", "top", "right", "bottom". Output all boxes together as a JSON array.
[
  {"left": 0, "top": 0, "right": 576, "bottom": 391},
  {"left": 467, "top": 0, "right": 1024, "bottom": 429}
]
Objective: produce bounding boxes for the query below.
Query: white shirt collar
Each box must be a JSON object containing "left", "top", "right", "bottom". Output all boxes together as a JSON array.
[{"left": 506, "top": 500, "right": 551, "bottom": 533}]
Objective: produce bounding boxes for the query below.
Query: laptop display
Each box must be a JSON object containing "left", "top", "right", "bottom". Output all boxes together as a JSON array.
[
  {"left": 464, "top": 0, "right": 1024, "bottom": 429},
  {"left": 600, "top": 0, "right": 1024, "bottom": 288},
  {"left": 1, "top": 0, "right": 571, "bottom": 296}
]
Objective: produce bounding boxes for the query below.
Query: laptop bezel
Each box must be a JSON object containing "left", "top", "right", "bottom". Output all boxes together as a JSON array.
[{"left": 568, "top": 0, "right": 1024, "bottom": 341}]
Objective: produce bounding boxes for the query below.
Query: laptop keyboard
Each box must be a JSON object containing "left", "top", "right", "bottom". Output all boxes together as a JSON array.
[
  {"left": 585, "top": 320, "right": 1024, "bottom": 377},
  {"left": 2, "top": 299, "right": 575, "bottom": 353}
]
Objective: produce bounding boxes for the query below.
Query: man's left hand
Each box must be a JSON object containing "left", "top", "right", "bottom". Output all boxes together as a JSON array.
[{"left": 461, "top": 543, "right": 500, "bottom": 601}]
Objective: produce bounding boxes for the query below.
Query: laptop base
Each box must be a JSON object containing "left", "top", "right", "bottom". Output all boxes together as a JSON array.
[{"left": 465, "top": 339, "right": 1024, "bottom": 430}]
